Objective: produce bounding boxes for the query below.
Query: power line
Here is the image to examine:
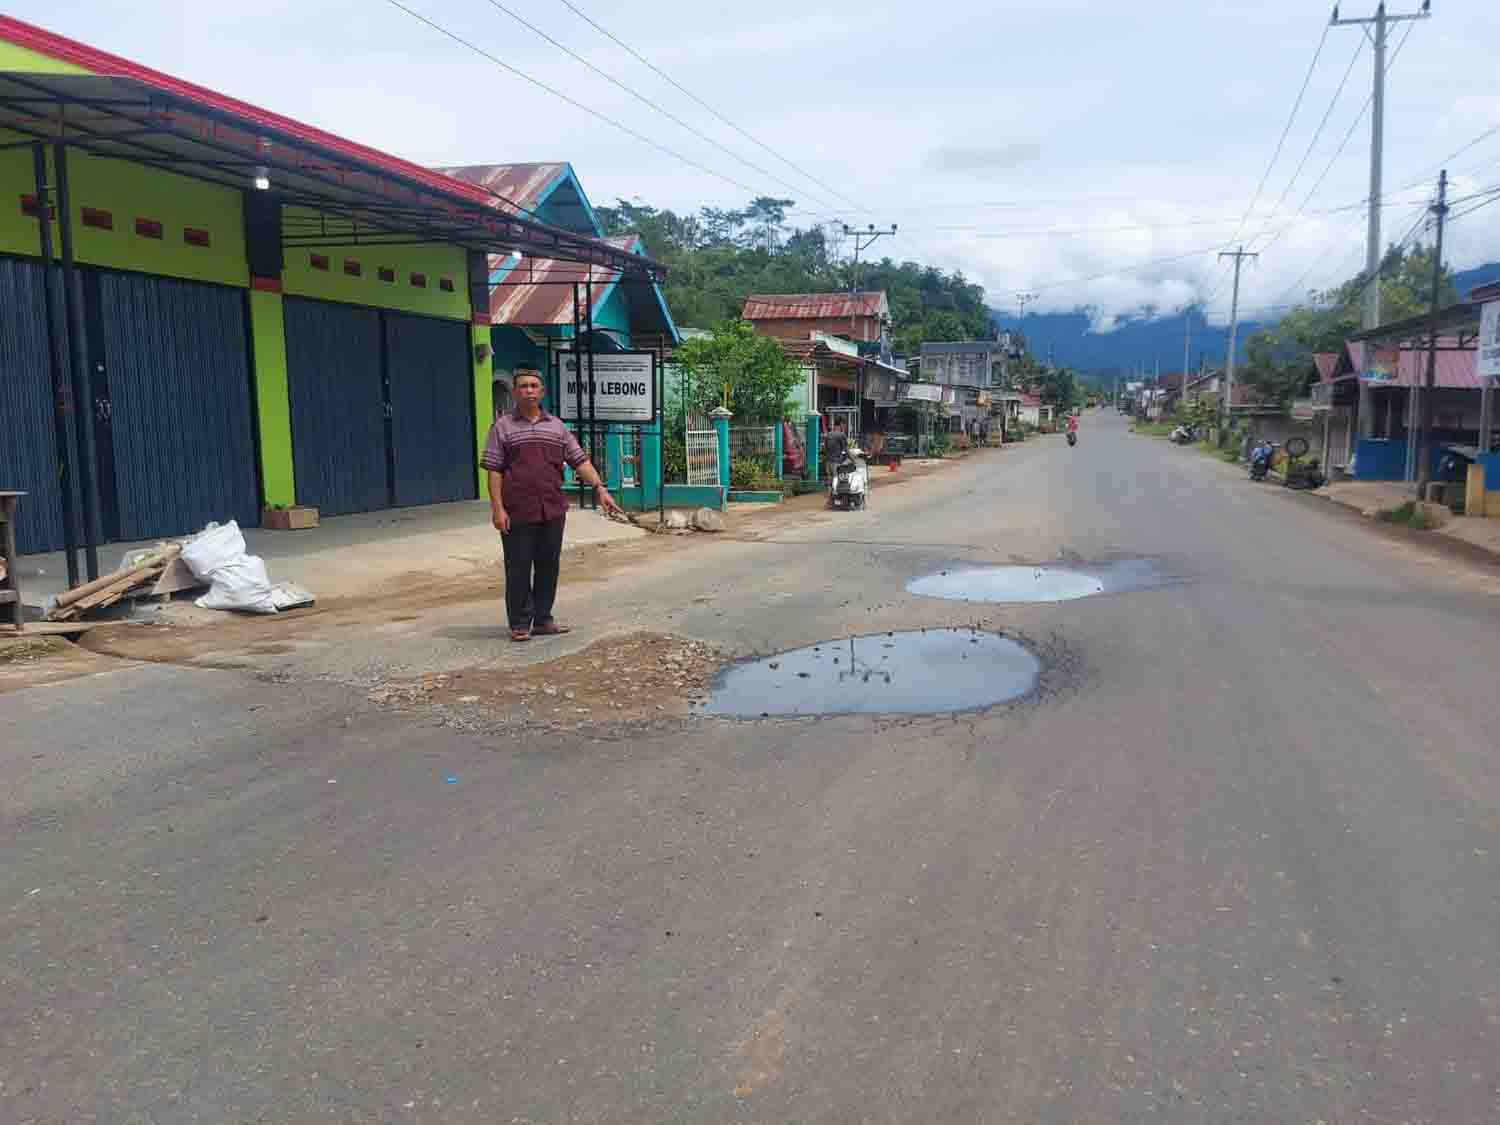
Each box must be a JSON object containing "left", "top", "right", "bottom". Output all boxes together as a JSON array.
[
  {"left": 550, "top": 0, "right": 864, "bottom": 213},
  {"left": 1222, "top": 22, "right": 1332, "bottom": 253},
  {"left": 473, "top": 0, "right": 846, "bottom": 216},
  {"left": 1446, "top": 188, "right": 1500, "bottom": 225},
  {"left": 1252, "top": 19, "right": 1418, "bottom": 258},
  {"left": 1242, "top": 36, "right": 1367, "bottom": 250},
  {"left": 903, "top": 216, "right": 1266, "bottom": 238},
  {"left": 382, "top": 0, "right": 777, "bottom": 204}
]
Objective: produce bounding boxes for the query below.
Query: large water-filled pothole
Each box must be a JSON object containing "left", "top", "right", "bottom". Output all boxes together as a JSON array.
[
  {"left": 906, "top": 558, "right": 1180, "bottom": 605},
  {"left": 704, "top": 628, "right": 1040, "bottom": 718}
]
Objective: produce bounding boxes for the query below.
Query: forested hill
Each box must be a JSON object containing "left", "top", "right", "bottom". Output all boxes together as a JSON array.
[{"left": 595, "top": 198, "right": 992, "bottom": 348}]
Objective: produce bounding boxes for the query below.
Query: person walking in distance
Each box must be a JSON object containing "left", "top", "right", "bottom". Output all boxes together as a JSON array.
[{"left": 481, "top": 368, "right": 620, "bottom": 642}]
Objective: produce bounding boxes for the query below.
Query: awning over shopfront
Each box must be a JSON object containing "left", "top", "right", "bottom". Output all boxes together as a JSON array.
[{"left": 0, "top": 34, "right": 659, "bottom": 276}]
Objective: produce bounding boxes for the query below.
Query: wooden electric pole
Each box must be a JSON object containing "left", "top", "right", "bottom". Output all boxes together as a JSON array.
[{"left": 1415, "top": 169, "right": 1447, "bottom": 496}]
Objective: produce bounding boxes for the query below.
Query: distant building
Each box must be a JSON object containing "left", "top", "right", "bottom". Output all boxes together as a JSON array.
[
  {"left": 920, "top": 338, "right": 1014, "bottom": 432},
  {"left": 742, "top": 292, "right": 890, "bottom": 345}
]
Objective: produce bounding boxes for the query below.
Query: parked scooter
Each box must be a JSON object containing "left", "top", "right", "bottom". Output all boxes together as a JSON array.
[
  {"left": 828, "top": 447, "right": 869, "bottom": 510},
  {"left": 1248, "top": 440, "right": 1278, "bottom": 482},
  {"left": 1170, "top": 423, "right": 1201, "bottom": 445}
]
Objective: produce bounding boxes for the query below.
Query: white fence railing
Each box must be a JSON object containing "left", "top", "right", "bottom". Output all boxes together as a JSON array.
[{"left": 686, "top": 431, "right": 720, "bottom": 486}]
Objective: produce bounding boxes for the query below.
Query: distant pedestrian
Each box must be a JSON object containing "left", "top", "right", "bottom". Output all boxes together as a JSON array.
[{"left": 481, "top": 368, "right": 620, "bottom": 642}]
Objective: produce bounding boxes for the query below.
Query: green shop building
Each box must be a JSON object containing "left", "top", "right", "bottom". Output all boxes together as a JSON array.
[{"left": 0, "top": 20, "right": 662, "bottom": 578}]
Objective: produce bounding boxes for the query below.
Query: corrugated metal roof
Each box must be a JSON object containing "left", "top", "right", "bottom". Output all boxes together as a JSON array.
[
  {"left": 1394, "top": 342, "right": 1481, "bottom": 389},
  {"left": 488, "top": 234, "right": 637, "bottom": 327},
  {"left": 775, "top": 338, "right": 864, "bottom": 368},
  {"left": 439, "top": 162, "right": 569, "bottom": 220},
  {"left": 743, "top": 292, "right": 890, "bottom": 322},
  {"left": 0, "top": 16, "right": 497, "bottom": 211}
]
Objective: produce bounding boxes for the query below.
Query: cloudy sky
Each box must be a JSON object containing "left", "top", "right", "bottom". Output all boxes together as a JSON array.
[{"left": 11, "top": 0, "right": 1500, "bottom": 328}]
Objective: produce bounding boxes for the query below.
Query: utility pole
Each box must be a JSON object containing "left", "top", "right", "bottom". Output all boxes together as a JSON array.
[
  {"left": 842, "top": 223, "right": 896, "bottom": 337},
  {"left": 1183, "top": 306, "right": 1193, "bottom": 404},
  {"left": 1015, "top": 292, "right": 1038, "bottom": 383},
  {"left": 1415, "top": 169, "right": 1447, "bottom": 496},
  {"left": 1332, "top": 1, "right": 1432, "bottom": 438},
  {"left": 1218, "top": 247, "right": 1258, "bottom": 440},
  {"left": 1016, "top": 292, "right": 1037, "bottom": 358}
]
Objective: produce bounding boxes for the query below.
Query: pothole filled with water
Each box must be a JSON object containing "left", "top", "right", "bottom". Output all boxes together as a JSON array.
[
  {"left": 906, "top": 559, "right": 1180, "bottom": 605},
  {"left": 704, "top": 628, "right": 1040, "bottom": 718}
]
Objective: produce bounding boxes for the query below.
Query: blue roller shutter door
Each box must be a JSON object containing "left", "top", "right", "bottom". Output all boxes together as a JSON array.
[
  {"left": 95, "top": 270, "right": 260, "bottom": 541},
  {"left": 385, "top": 312, "right": 476, "bottom": 508},
  {"left": 0, "top": 256, "right": 68, "bottom": 554},
  {"left": 283, "top": 297, "right": 388, "bottom": 518}
]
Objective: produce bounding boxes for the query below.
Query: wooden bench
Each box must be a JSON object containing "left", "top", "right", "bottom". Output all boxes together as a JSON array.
[{"left": 0, "top": 491, "right": 24, "bottom": 631}]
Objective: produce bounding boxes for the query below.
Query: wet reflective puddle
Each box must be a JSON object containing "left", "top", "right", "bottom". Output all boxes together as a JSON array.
[
  {"left": 906, "top": 559, "right": 1180, "bottom": 605},
  {"left": 704, "top": 628, "right": 1040, "bottom": 718}
]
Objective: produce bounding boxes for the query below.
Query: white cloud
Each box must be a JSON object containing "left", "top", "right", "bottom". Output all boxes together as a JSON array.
[{"left": 9, "top": 0, "right": 1500, "bottom": 326}]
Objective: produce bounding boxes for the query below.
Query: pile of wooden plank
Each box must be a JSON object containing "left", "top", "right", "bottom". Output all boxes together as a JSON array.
[{"left": 42, "top": 543, "right": 186, "bottom": 622}]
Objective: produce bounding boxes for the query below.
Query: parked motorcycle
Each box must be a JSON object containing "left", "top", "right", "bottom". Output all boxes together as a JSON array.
[
  {"left": 1170, "top": 424, "right": 1200, "bottom": 445},
  {"left": 828, "top": 448, "right": 869, "bottom": 511},
  {"left": 1249, "top": 440, "right": 1278, "bottom": 482}
]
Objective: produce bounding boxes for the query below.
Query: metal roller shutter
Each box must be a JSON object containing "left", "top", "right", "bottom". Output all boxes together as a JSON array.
[
  {"left": 283, "top": 297, "right": 389, "bottom": 517},
  {"left": 95, "top": 270, "right": 260, "bottom": 542},
  {"left": 385, "top": 312, "right": 475, "bottom": 508},
  {"left": 0, "top": 257, "right": 68, "bottom": 554}
]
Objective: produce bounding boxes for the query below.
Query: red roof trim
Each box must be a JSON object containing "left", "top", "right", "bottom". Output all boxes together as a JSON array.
[{"left": 0, "top": 15, "right": 494, "bottom": 210}]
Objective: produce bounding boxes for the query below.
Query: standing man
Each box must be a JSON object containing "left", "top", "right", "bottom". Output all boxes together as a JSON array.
[{"left": 482, "top": 367, "right": 620, "bottom": 642}]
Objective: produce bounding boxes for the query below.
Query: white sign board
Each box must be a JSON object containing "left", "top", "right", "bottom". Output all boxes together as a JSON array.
[
  {"left": 1479, "top": 300, "right": 1500, "bottom": 380},
  {"left": 556, "top": 352, "right": 656, "bottom": 423},
  {"left": 903, "top": 382, "right": 943, "bottom": 402}
]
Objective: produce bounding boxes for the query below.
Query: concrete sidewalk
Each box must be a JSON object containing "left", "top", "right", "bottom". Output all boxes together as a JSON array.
[
  {"left": 1316, "top": 478, "right": 1500, "bottom": 559},
  {"left": 15, "top": 500, "right": 644, "bottom": 610}
]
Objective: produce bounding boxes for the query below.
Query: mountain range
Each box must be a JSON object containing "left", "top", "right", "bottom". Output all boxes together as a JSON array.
[{"left": 991, "top": 262, "right": 1500, "bottom": 376}]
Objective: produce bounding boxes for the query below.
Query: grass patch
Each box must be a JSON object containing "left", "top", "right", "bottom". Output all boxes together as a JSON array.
[
  {"left": 1376, "top": 501, "right": 1434, "bottom": 530},
  {"left": 1132, "top": 421, "right": 1175, "bottom": 437}
]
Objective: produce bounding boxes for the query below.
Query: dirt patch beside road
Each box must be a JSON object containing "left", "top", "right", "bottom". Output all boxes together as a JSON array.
[
  {"left": 366, "top": 631, "right": 723, "bottom": 733},
  {"left": 0, "top": 635, "right": 129, "bottom": 693}
]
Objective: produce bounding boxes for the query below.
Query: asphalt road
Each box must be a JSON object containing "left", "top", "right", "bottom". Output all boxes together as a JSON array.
[{"left": 5, "top": 412, "right": 1500, "bottom": 1123}]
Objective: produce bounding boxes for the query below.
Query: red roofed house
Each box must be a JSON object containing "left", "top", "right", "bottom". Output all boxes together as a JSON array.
[
  {"left": 740, "top": 292, "right": 892, "bottom": 419},
  {"left": 741, "top": 292, "right": 890, "bottom": 344},
  {"left": 1316, "top": 331, "right": 1490, "bottom": 481}
]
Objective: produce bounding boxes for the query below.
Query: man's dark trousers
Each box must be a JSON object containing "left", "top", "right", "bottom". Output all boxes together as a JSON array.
[{"left": 501, "top": 516, "right": 565, "bottom": 630}]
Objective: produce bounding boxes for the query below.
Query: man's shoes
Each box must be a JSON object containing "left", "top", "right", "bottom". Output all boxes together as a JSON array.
[
  {"left": 533, "top": 622, "right": 571, "bottom": 636},
  {"left": 510, "top": 628, "right": 531, "bottom": 642}
]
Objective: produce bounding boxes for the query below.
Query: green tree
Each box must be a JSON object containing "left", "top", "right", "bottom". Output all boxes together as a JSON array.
[
  {"left": 1037, "top": 367, "right": 1081, "bottom": 411},
  {"left": 674, "top": 320, "right": 804, "bottom": 424},
  {"left": 596, "top": 196, "right": 1003, "bottom": 344}
]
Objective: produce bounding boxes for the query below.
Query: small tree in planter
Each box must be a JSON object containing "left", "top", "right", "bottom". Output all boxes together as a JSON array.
[{"left": 675, "top": 319, "right": 804, "bottom": 424}]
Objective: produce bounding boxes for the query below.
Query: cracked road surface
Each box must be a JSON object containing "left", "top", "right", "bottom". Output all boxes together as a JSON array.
[{"left": 5, "top": 413, "right": 1500, "bottom": 1122}]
